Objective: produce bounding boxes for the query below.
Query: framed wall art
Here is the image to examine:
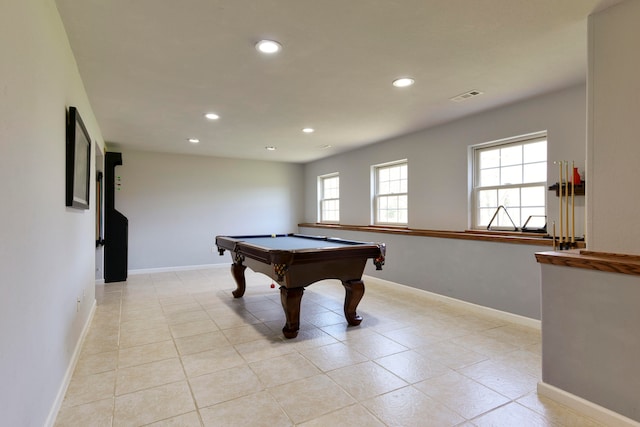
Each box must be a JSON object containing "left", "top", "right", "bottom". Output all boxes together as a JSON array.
[{"left": 66, "top": 106, "right": 91, "bottom": 209}]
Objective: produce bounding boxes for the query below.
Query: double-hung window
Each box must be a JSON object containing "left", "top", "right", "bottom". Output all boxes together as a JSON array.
[
  {"left": 373, "top": 160, "right": 408, "bottom": 225},
  {"left": 472, "top": 134, "right": 547, "bottom": 230},
  {"left": 318, "top": 173, "right": 339, "bottom": 223}
]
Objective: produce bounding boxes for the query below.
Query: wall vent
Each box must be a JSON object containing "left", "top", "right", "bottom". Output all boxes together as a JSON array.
[{"left": 450, "top": 90, "right": 484, "bottom": 102}]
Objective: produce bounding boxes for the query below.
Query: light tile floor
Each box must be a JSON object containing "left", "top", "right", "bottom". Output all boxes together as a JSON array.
[{"left": 55, "top": 268, "right": 606, "bottom": 426}]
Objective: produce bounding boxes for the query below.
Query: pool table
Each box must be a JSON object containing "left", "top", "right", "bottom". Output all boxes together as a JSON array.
[{"left": 215, "top": 233, "right": 386, "bottom": 338}]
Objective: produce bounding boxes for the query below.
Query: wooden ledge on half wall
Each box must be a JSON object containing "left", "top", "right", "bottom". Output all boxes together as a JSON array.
[
  {"left": 297, "top": 223, "right": 586, "bottom": 248},
  {"left": 535, "top": 250, "right": 640, "bottom": 276}
]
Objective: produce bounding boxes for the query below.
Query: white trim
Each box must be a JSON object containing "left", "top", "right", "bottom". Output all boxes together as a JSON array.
[
  {"left": 44, "top": 300, "right": 97, "bottom": 427},
  {"left": 372, "top": 158, "right": 408, "bottom": 169},
  {"left": 472, "top": 130, "right": 548, "bottom": 150},
  {"left": 586, "top": 14, "right": 595, "bottom": 250},
  {"left": 538, "top": 382, "right": 640, "bottom": 427},
  {"left": 318, "top": 172, "right": 340, "bottom": 223},
  {"left": 95, "top": 278, "right": 105, "bottom": 285},
  {"left": 129, "top": 263, "right": 227, "bottom": 275},
  {"left": 372, "top": 160, "right": 409, "bottom": 226},
  {"left": 470, "top": 132, "right": 547, "bottom": 230},
  {"left": 364, "top": 275, "right": 541, "bottom": 329}
]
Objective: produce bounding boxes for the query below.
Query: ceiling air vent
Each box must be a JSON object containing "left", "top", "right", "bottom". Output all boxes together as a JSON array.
[{"left": 450, "top": 90, "right": 484, "bottom": 102}]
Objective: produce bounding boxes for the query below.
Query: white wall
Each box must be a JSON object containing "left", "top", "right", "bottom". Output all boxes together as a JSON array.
[
  {"left": 535, "top": 2, "right": 640, "bottom": 422},
  {"left": 304, "top": 85, "right": 587, "bottom": 235},
  {"left": 300, "top": 227, "right": 547, "bottom": 319},
  {"left": 540, "top": 264, "right": 640, "bottom": 422},
  {"left": 0, "top": 1, "right": 104, "bottom": 426},
  {"left": 115, "top": 150, "right": 304, "bottom": 270},
  {"left": 587, "top": 0, "right": 640, "bottom": 255}
]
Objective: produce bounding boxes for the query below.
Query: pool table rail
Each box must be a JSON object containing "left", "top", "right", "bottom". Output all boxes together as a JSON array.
[{"left": 216, "top": 233, "right": 386, "bottom": 272}]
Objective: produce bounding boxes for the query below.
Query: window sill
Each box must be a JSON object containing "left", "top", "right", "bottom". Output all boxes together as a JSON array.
[{"left": 297, "top": 223, "right": 582, "bottom": 248}]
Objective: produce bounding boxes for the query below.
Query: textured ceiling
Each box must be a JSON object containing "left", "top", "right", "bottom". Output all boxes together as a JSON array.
[{"left": 55, "top": 0, "right": 621, "bottom": 163}]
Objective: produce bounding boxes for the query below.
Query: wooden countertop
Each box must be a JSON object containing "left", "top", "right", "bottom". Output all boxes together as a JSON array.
[{"left": 535, "top": 250, "right": 640, "bottom": 276}]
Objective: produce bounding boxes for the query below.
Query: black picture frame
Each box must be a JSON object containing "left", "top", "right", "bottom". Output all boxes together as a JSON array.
[{"left": 66, "top": 106, "right": 91, "bottom": 209}]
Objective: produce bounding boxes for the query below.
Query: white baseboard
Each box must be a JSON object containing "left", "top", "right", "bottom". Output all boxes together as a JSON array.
[
  {"left": 44, "top": 299, "right": 97, "bottom": 427},
  {"left": 129, "top": 263, "right": 227, "bottom": 275},
  {"left": 364, "top": 275, "right": 541, "bottom": 329},
  {"left": 538, "top": 382, "right": 640, "bottom": 427}
]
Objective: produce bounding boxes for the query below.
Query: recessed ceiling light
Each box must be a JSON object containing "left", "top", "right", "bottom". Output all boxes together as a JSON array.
[
  {"left": 255, "top": 40, "right": 281, "bottom": 54},
  {"left": 204, "top": 112, "right": 219, "bottom": 120},
  {"left": 188, "top": 138, "right": 200, "bottom": 144},
  {"left": 265, "top": 146, "right": 277, "bottom": 151},
  {"left": 392, "top": 77, "right": 415, "bottom": 88},
  {"left": 302, "top": 128, "right": 315, "bottom": 133},
  {"left": 320, "top": 144, "right": 332, "bottom": 149}
]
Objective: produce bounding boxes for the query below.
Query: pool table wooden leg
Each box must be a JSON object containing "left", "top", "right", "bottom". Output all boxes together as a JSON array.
[
  {"left": 230, "top": 263, "right": 246, "bottom": 298},
  {"left": 280, "top": 286, "right": 304, "bottom": 338},
  {"left": 342, "top": 279, "right": 365, "bottom": 326}
]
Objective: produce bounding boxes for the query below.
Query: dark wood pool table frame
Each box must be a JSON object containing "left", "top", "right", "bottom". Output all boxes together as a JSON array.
[{"left": 215, "top": 233, "right": 385, "bottom": 338}]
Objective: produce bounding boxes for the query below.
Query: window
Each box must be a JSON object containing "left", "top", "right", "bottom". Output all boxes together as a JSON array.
[
  {"left": 318, "top": 173, "right": 339, "bottom": 223},
  {"left": 473, "top": 134, "right": 547, "bottom": 230},
  {"left": 373, "top": 160, "right": 408, "bottom": 225}
]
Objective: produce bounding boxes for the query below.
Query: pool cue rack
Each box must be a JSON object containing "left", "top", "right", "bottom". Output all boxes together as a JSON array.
[{"left": 548, "top": 182, "right": 585, "bottom": 197}]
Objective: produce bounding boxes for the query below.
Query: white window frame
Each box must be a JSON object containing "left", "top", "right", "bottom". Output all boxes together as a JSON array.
[
  {"left": 471, "top": 132, "right": 547, "bottom": 231},
  {"left": 372, "top": 159, "right": 408, "bottom": 226},
  {"left": 318, "top": 173, "right": 340, "bottom": 223}
]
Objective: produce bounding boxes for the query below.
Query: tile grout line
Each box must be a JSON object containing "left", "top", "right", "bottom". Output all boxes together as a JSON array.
[
  {"left": 111, "top": 281, "right": 124, "bottom": 427},
  {"left": 160, "top": 279, "right": 207, "bottom": 427},
  {"left": 57, "top": 270, "right": 604, "bottom": 427}
]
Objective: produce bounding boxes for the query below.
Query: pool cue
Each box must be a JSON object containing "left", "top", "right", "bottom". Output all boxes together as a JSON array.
[
  {"left": 558, "top": 161, "right": 563, "bottom": 246},
  {"left": 565, "top": 161, "right": 569, "bottom": 246},
  {"left": 571, "top": 161, "right": 575, "bottom": 245},
  {"left": 552, "top": 221, "right": 556, "bottom": 251}
]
